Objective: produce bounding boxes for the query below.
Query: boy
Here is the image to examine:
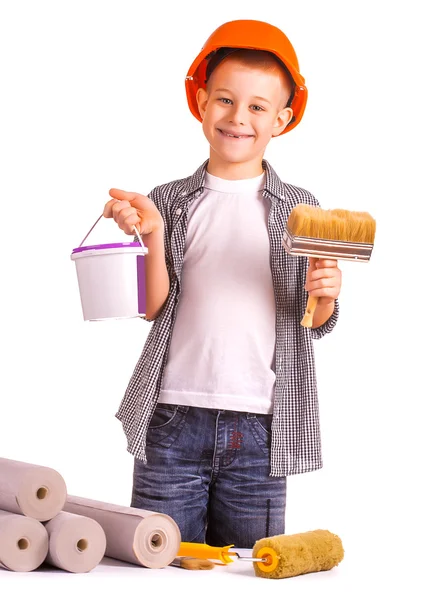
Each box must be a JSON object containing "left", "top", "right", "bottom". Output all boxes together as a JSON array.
[{"left": 104, "top": 20, "right": 341, "bottom": 548}]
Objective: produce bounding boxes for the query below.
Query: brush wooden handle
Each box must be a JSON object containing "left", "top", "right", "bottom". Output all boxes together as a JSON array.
[{"left": 301, "top": 295, "right": 319, "bottom": 328}]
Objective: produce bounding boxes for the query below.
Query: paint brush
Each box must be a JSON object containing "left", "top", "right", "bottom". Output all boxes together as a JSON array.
[{"left": 282, "top": 203, "right": 376, "bottom": 327}]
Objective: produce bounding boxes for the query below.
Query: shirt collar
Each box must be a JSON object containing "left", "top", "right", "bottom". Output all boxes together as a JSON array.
[{"left": 177, "top": 159, "right": 288, "bottom": 204}]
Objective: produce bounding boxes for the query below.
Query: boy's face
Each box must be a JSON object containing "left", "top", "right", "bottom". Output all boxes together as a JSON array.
[{"left": 196, "top": 58, "right": 293, "bottom": 176}]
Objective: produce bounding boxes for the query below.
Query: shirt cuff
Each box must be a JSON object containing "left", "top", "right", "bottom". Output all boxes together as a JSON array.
[{"left": 310, "top": 298, "right": 339, "bottom": 339}]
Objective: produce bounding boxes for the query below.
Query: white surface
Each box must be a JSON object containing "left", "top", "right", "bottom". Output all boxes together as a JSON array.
[
  {"left": 0, "top": 554, "right": 422, "bottom": 599},
  {"left": 0, "top": 0, "right": 428, "bottom": 597}
]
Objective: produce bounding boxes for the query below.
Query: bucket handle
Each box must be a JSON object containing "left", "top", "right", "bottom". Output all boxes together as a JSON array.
[{"left": 78, "top": 213, "right": 146, "bottom": 250}]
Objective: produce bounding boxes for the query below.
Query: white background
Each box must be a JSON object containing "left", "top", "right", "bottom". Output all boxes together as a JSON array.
[{"left": 0, "top": 0, "right": 428, "bottom": 597}]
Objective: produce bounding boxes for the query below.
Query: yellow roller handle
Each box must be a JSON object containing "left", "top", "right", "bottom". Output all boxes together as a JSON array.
[{"left": 178, "top": 542, "right": 235, "bottom": 564}]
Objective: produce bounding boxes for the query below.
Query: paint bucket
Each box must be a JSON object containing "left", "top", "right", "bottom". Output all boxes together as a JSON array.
[{"left": 71, "top": 216, "right": 148, "bottom": 321}]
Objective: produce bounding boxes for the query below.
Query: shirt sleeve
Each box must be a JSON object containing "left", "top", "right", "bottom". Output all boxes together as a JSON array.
[
  {"left": 310, "top": 297, "right": 339, "bottom": 339},
  {"left": 135, "top": 187, "right": 174, "bottom": 323},
  {"left": 299, "top": 191, "right": 340, "bottom": 339}
]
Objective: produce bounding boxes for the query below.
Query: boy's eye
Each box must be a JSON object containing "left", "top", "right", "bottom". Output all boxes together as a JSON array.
[{"left": 217, "top": 98, "right": 264, "bottom": 111}]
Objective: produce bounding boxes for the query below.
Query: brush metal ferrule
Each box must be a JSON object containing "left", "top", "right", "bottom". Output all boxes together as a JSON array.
[{"left": 282, "top": 227, "right": 374, "bottom": 262}]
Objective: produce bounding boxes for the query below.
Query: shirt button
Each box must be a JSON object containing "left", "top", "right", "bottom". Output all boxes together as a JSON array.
[{"left": 176, "top": 208, "right": 182, "bottom": 215}]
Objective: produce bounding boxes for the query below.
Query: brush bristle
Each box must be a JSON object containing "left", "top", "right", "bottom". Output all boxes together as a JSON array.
[
  {"left": 179, "top": 558, "right": 215, "bottom": 570},
  {"left": 287, "top": 204, "right": 376, "bottom": 244}
]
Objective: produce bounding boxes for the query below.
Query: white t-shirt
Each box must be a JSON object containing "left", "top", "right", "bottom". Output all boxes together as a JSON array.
[{"left": 157, "top": 169, "right": 276, "bottom": 414}]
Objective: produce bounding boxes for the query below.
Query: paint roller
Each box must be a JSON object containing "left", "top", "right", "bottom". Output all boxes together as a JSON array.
[{"left": 178, "top": 529, "right": 344, "bottom": 578}]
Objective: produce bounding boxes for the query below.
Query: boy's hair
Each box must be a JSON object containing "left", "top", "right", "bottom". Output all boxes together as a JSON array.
[{"left": 205, "top": 47, "right": 296, "bottom": 109}]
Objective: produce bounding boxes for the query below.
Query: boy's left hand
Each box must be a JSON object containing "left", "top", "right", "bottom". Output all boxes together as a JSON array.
[{"left": 305, "top": 258, "right": 342, "bottom": 305}]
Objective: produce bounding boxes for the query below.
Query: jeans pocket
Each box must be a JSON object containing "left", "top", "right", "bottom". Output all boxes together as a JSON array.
[
  {"left": 247, "top": 413, "right": 272, "bottom": 455},
  {"left": 148, "top": 404, "right": 179, "bottom": 429},
  {"left": 146, "top": 404, "right": 189, "bottom": 448},
  {"left": 254, "top": 414, "right": 273, "bottom": 435}
]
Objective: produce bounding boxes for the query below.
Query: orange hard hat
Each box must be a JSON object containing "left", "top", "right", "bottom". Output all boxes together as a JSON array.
[{"left": 185, "top": 20, "right": 308, "bottom": 134}]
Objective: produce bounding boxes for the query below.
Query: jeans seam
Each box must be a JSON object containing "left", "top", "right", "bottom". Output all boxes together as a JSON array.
[
  {"left": 265, "top": 498, "right": 271, "bottom": 537},
  {"left": 210, "top": 411, "right": 221, "bottom": 484}
]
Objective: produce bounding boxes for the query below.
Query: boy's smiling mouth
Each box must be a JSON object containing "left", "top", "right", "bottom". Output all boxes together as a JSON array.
[{"left": 217, "top": 128, "right": 254, "bottom": 139}]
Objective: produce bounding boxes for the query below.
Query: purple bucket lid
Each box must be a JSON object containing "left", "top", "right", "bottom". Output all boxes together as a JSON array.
[{"left": 72, "top": 242, "right": 142, "bottom": 254}]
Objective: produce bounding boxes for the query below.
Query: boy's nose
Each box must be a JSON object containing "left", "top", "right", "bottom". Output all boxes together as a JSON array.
[{"left": 229, "top": 104, "right": 247, "bottom": 126}]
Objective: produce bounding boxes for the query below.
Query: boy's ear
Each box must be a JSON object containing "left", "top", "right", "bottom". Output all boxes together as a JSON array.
[
  {"left": 196, "top": 88, "right": 209, "bottom": 119},
  {"left": 272, "top": 107, "right": 293, "bottom": 137}
]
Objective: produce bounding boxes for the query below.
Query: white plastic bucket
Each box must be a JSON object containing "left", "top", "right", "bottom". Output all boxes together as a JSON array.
[{"left": 71, "top": 242, "right": 148, "bottom": 321}]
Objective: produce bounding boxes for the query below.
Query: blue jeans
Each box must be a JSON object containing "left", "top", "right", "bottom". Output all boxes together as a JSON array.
[{"left": 131, "top": 405, "right": 287, "bottom": 548}]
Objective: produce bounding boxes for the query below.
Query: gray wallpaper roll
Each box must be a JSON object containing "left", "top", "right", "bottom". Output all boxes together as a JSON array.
[
  {"left": 0, "top": 457, "right": 67, "bottom": 521},
  {"left": 0, "top": 509, "right": 49, "bottom": 572},
  {"left": 64, "top": 495, "right": 181, "bottom": 568},
  {"left": 44, "top": 511, "right": 107, "bottom": 573}
]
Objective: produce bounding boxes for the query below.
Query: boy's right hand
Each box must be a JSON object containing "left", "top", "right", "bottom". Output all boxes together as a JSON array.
[{"left": 104, "top": 188, "right": 163, "bottom": 236}]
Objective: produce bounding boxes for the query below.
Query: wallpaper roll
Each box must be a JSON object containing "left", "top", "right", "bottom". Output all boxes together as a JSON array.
[
  {"left": 0, "top": 457, "right": 67, "bottom": 521},
  {"left": 64, "top": 495, "right": 181, "bottom": 568},
  {"left": 0, "top": 509, "right": 49, "bottom": 572},
  {"left": 44, "top": 511, "right": 107, "bottom": 573}
]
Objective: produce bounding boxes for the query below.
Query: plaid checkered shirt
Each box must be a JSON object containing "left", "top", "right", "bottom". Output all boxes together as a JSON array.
[{"left": 115, "top": 159, "right": 339, "bottom": 476}]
